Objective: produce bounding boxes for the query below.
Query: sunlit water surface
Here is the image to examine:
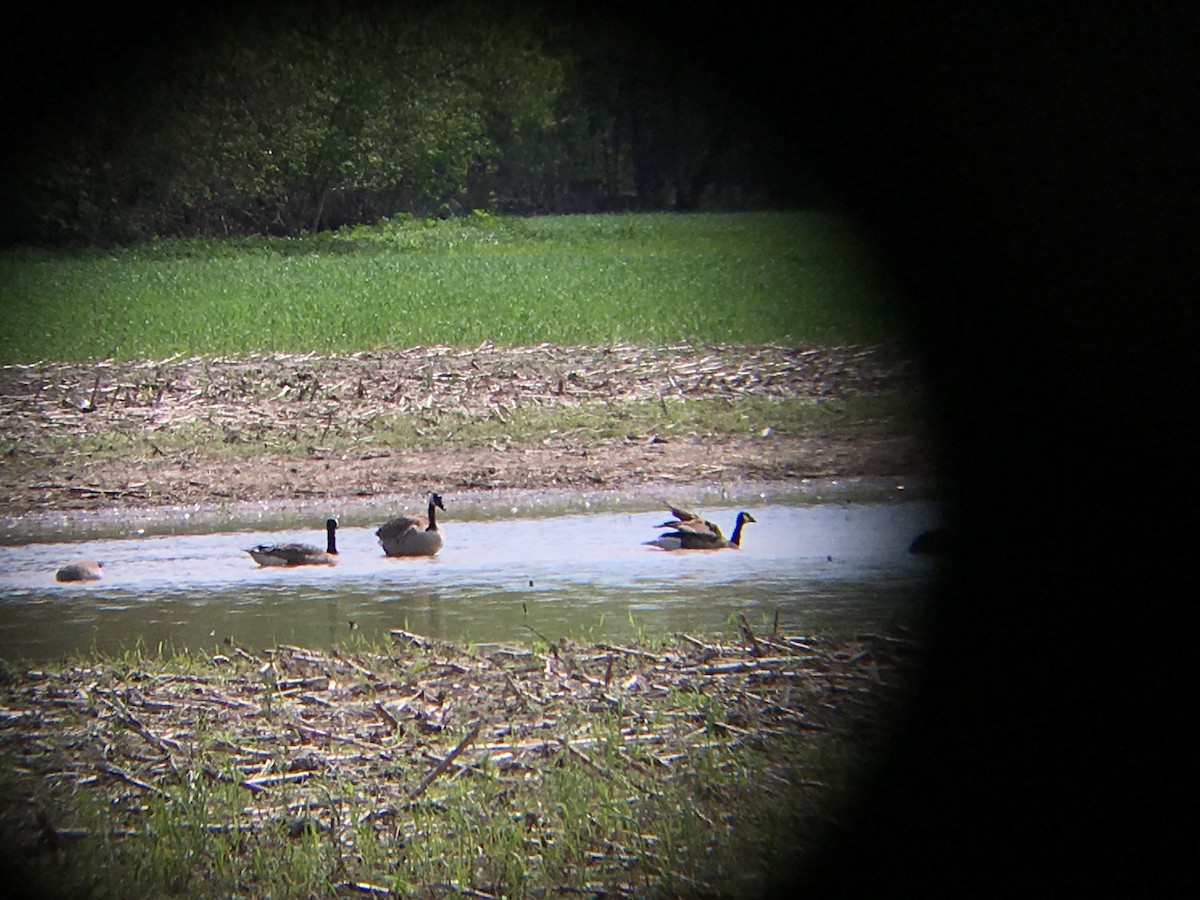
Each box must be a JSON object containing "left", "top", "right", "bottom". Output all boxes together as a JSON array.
[{"left": 1, "top": 501, "right": 944, "bottom": 661}]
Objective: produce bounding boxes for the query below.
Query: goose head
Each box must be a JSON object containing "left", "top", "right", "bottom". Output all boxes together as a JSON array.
[{"left": 729, "top": 512, "right": 757, "bottom": 546}]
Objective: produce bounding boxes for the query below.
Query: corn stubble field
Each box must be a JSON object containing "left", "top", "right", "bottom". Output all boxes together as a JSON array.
[
  {"left": 2, "top": 627, "right": 918, "bottom": 897},
  {"left": 1, "top": 212, "right": 924, "bottom": 896}
]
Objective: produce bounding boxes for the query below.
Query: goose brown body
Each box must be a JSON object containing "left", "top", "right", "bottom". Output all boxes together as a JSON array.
[
  {"left": 377, "top": 493, "right": 445, "bottom": 557},
  {"left": 908, "top": 527, "right": 954, "bottom": 554},
  {"left": 247, "top": 519, "right": 339, "bottom": 566},
  {"left": 646, "top": 506, "right": 756, "bottom": 551}
]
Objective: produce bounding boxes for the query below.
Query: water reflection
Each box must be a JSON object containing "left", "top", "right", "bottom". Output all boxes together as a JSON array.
[{"left": 0, "top": 502, "right": 944, "bottom": 661}]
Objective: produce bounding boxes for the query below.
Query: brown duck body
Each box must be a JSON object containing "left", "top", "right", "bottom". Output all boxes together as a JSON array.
[
  {"left": 377, "top": 493, "right": 445, "bottom": 557},
  {"left": 247, "top": 519, "right": 339, "bottom": 566},
  {"left": 56, "top": 560, "right": 104, "bottom": 582},
  {"left": 646, "top": 506, "right": 756, "bottom": 551}
]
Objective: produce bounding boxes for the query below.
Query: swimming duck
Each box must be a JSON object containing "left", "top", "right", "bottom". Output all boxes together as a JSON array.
[
  {"left": 377, "top": 492, "right": 445, "bottom": 557},
  {"left": 645, "top": 505, "right": 756, "bottom": 550},
  {"left": 246, "top": 518, "right": 338, "bottom": 566},
  {"left": 56, "top": 560, "right": 104, "bottom": 582}
]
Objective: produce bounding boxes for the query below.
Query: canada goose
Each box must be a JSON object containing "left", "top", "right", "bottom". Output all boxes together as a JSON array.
[
  {"left": 56, "top": 560, "right": 104, "bottom": 582},
  {"left": 645, "top": 505, "right": 756, "bottom": 550},
  {"left": 908, "top": 527, "right": 955, "bottom": 555},
  {"left": 246, "top": 518, "right": 338, "bottom": 566},
  {"left": 377, "top": 492, "right": 445, "bottom": 557}
]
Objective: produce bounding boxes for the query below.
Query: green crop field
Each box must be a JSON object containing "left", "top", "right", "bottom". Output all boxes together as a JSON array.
[{"left": 0, "top": 211, "right": 898, "bottom": 364}]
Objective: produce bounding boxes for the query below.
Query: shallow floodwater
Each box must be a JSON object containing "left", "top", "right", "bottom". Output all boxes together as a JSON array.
[{"left": 0, "top": 500, "right": 944, "bottom": 662}]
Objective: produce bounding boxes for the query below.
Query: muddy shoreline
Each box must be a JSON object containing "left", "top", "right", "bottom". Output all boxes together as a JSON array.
[{"left": 1, "top": 342, "right": 935, "bottom": 524}]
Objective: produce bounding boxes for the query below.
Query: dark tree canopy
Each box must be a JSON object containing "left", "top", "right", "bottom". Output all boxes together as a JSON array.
[{"left": 1, "top": 0, "right": 819, "bottom": 246}]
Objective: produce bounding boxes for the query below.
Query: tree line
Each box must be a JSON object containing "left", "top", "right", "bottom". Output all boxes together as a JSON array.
[{"left": 2, "top": 2, "right": 809, "bottom": 247}]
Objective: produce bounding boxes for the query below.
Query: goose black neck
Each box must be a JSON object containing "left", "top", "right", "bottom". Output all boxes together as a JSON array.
[
  {"left": 326, "top": 519, "right": 339, "bottom": 555},
  {"left": 427, "top": 498, "right": 438, "bottom": 531},
  {"left": 730, "top": 513, "right": 746, "bottom": 546}
]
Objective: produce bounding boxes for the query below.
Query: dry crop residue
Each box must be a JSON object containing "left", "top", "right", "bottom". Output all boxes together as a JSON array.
[
  {"left": 0, "top": 626, "right": 918, "bottom": 894},
  {"left": 0, "top": 342, "right": 929, "bottom": 513}
]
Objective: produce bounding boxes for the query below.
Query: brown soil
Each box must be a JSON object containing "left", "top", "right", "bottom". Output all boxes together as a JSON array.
[{"left": 0, "top": 342, "right": 932, "bottom": 516}]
